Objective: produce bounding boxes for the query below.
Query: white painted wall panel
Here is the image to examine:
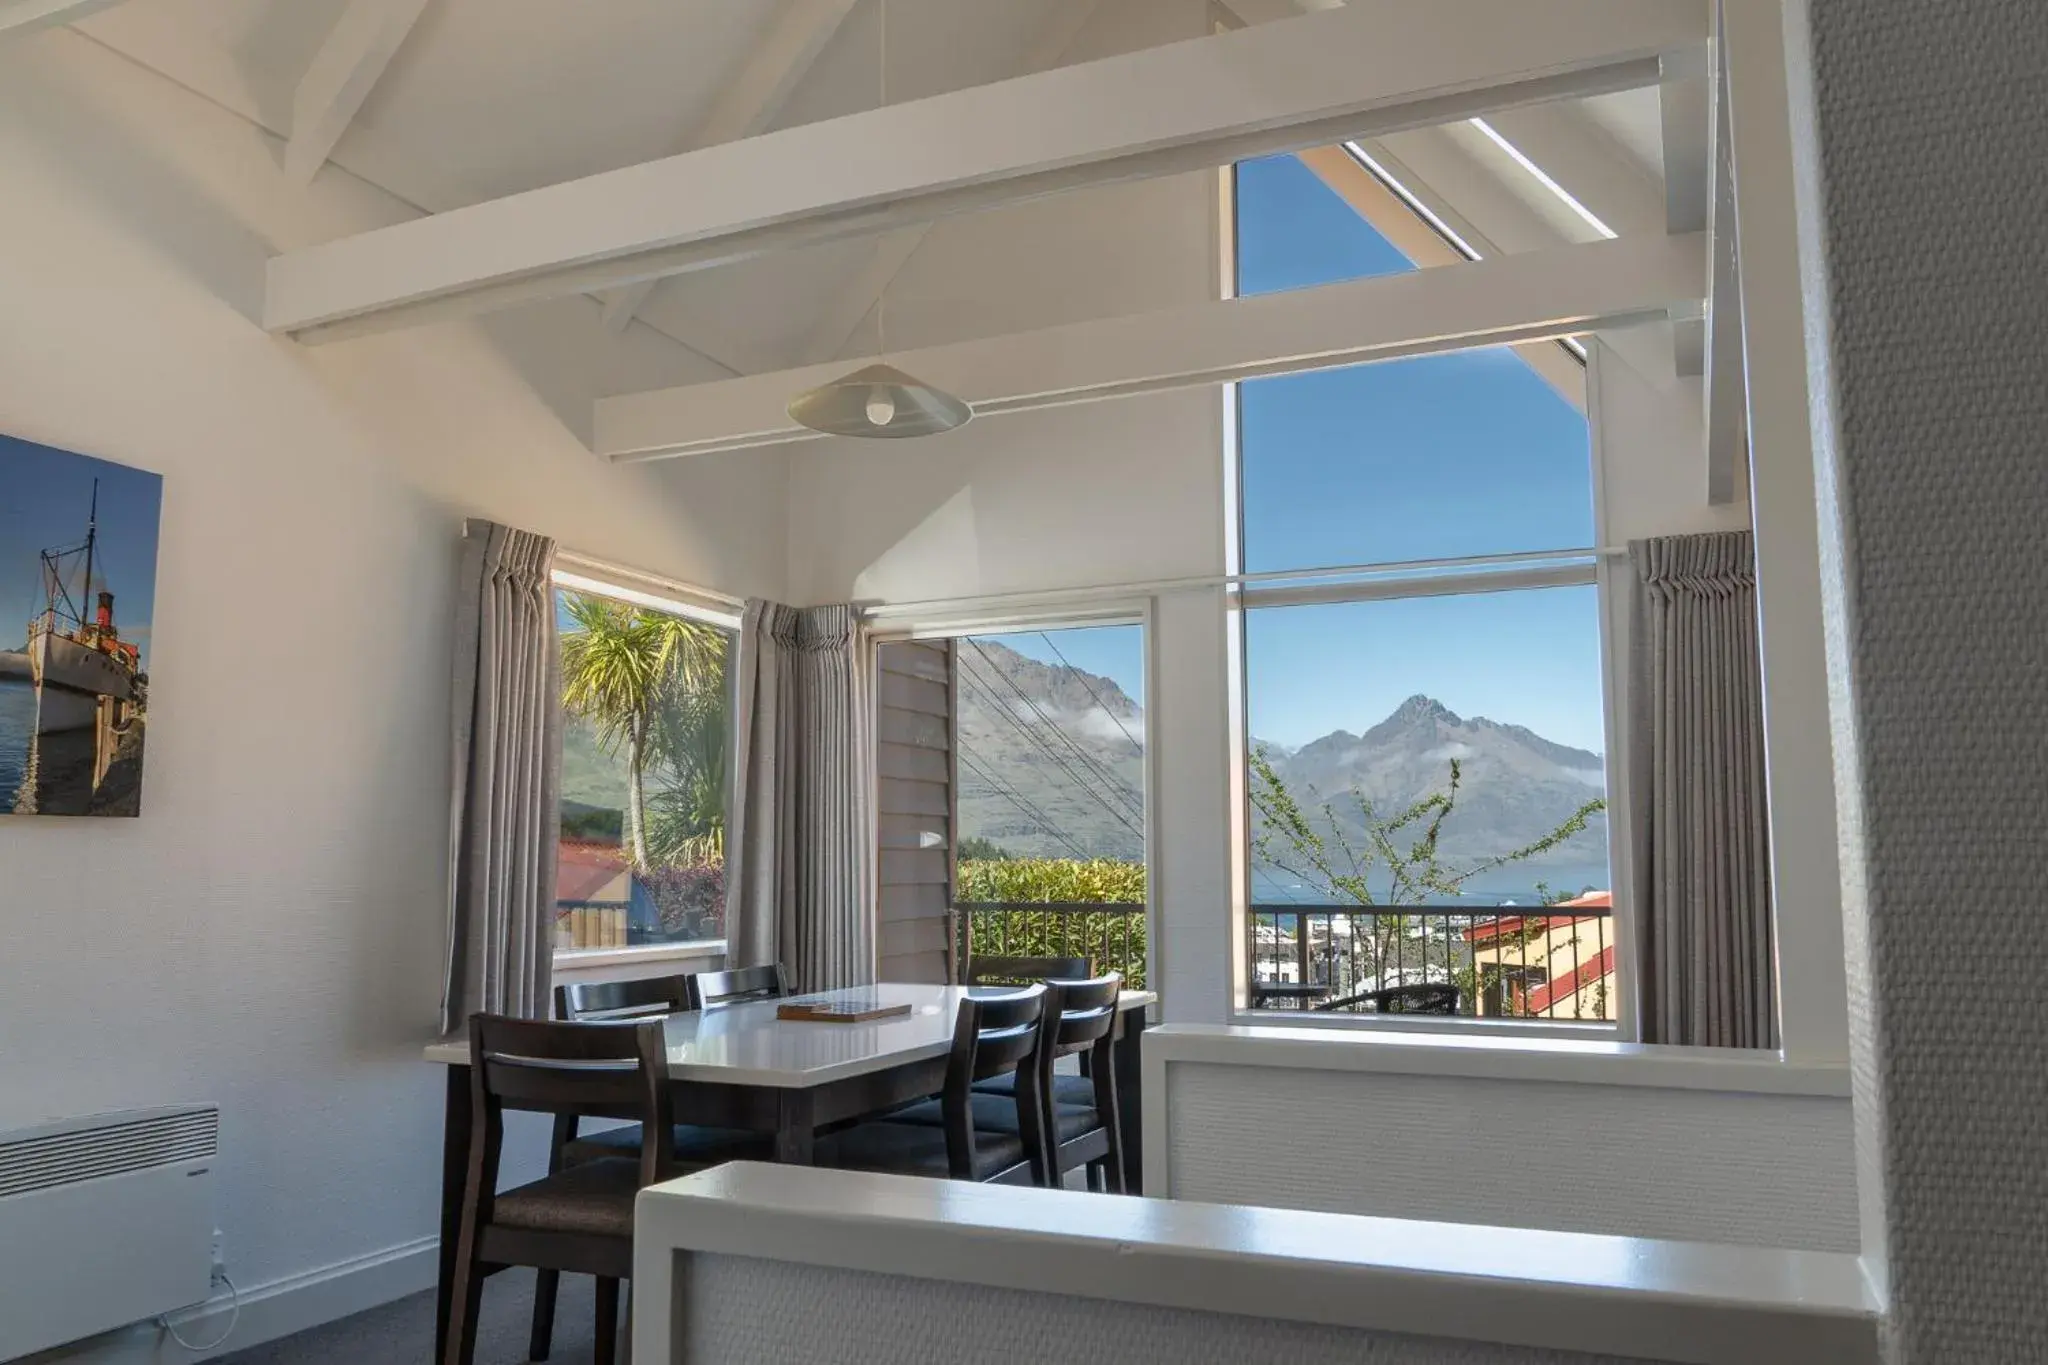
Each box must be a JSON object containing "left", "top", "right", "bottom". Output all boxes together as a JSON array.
[
  {"left": 0, "top": 31, "right": 782, "bottom": 1359},
  {"left": 1164, "top": 1061, "right": 1857, "bottom": 1251},
  {"left": 681, "top": 1255, "right": 1664, "bottom": 1365}
]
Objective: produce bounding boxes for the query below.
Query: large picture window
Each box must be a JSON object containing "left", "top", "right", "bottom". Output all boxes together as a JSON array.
[
  {"left": 1233, "top": 153, "right": 1617, "bottom": 1023},
  {"left": 553, "top": 581, "right": 734, "bottom": 956}
]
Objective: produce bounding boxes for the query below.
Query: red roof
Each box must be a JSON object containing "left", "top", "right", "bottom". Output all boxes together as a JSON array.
[
  {"left": 1526, "top": 945, "right": 1615, "bottom": 1015},
  {"left": 557, "top": 840, "right": 630, "bottom": 904},
  {"left": 1463, "top": 890, "right": 1611, "bottom": 943}
]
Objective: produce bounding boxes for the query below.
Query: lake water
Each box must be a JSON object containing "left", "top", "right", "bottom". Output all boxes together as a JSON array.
[{"left": 0, "top": 679, "right": 33, "bottom": 806}]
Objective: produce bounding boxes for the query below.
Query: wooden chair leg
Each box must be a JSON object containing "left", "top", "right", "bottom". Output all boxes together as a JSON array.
[
  {"left": 528, "top": 1268, "right": 560, "bottom": 1360},
  {"left": 594, "top": 1275, "right": 621, "bottom": 1365},
  {"left": 441, "top": 1246, "right": 485, "bottom": 1365}
]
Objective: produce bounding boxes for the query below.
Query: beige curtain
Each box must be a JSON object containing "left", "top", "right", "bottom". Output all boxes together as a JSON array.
[
  {"left": 1628, "top": 530, "right": 1776, "bottom": 1047},
  {"left": 441, "top": 521, "right": 561, "bottom": 1033},
  {"left": 725, "top": 601, "right": 876, "bottom": 993}
]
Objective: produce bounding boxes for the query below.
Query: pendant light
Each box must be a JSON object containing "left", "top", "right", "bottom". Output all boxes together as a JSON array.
[{"left": 787, "top": 0, "right": 971, "bottom": 440}]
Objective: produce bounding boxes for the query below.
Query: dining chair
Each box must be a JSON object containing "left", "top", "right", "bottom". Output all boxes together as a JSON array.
[
  {"left": 814, "top": 986, "right": 1049, "bottom": 1184},
  {"left": 966, "top": 954, "right": 1097, "bottom": 1110},
  {"left": 533, "top": 974, "right": 772, "bottom": 1360},
  {"left": 904, "top": 975, "right": 1124, "bottom": 1190},
  {"left": 556, "top": 974, "right": 693, "bottom": 1022},
  {"left": 445, "top": 1015, "right": 672, "bottom": 1365},
  {"left": 688, "top": 963, "right": 789, "bottom": 1008}
]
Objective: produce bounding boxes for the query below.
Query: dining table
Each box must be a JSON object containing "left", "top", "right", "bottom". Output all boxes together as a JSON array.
[{"left": 421, "top": 980, "right": 1156, "bottom": 1345}]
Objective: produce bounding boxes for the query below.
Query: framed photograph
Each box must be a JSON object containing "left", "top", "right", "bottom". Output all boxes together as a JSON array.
[{"left": 0, "top": 435, "right": 163, "bottom": 817}]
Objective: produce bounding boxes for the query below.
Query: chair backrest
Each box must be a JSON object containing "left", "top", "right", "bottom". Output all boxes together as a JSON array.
[
  {"left": 689, "top": 964, "right": 788, "bottom": 1008},
  {"left": 1372, "top": 983, "right": 1460, "bottom": 1015},
  {"left": 467, "top": 1015, "right": 675, "bottom": 1191},
  {"left": 556, "top": 974, "right": 693, "bottom": 1023},
  {"left": 1041, "top": 973, "right": 1122, "bottom": 1055},
  {"left": 964, "top": 954, "right": 1090, "bottom": 986},
  {"left": 941, "top": 987, "right": 1047, "bottom": 1178}
]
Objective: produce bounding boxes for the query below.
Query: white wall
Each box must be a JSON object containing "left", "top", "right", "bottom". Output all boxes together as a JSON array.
[{"left": 0, "top": 31, "right": 783, "bottom": 1360}]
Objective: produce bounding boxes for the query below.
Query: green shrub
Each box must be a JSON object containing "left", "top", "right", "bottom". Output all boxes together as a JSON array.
[{"left": 957, "top": 858, "right": 1147, "bottom": 989}]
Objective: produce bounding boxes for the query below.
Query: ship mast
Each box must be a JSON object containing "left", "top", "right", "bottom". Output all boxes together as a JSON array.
[{"left": 80, "top": 478, "right": 98, "bottom": 636}]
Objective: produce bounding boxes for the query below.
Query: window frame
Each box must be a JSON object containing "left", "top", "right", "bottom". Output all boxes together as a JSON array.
[
  {"left": 867, "top": 601, "right": 1158, "bottom": 993},
  {"left": 548, "top": 564, "right": 741, "bottom": 973},
  {"left": 1222, "top": 160, "right": 1633, "bottom": 1036}
]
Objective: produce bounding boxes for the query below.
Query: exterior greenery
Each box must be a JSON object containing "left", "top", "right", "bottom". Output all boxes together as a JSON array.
[
  {"left": 957, "top": 856, "right": 1147, "bottom": 989},
  {"left": 559, "top": 591, "right": 729, "bottom": 870}
]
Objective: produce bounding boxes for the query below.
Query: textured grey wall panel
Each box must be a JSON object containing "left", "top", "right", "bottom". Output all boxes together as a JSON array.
[
  {"left": 1166, "top": 1063, "right": 1858, "bottom": 1251},
  {"left": 1795, "top": 0, "right": 2048, "bottom": 1360},
  {"left": 679, "top": 1254, "right": 1661, "bottom": 1365}
]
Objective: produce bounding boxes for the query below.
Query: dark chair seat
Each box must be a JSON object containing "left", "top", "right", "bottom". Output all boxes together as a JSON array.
[
  {"left": 973, "top": 1070, "right": 1094, "bottom": 1107},
  {"left": 815, "top": 1120, "right": 1028, "bottom": 1179},
  {"left": 491, "top": 1157, "right": 641, "bottom": 1239},
  {"left": 562, "top": 1122, "right": 772, "bottom": 1166},
  {"left": 890, "top": 1092, "right": 1099, "bottom": 1145}
]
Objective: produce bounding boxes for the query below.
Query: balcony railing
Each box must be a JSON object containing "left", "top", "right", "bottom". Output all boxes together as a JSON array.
[
  {"left": 1247, "top": 904, "right": 1616, "bottom": 1022},
  {"left": 954, "top": 901, "right": 1147, "bottom": 991}
]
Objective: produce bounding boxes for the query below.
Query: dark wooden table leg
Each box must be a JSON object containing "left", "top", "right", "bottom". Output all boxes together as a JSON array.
[
  {"left": 436, "top": 1062, "right": 471, "bottom": 1355},
  {"left": 774, "top": 1089, "right": 816, "bottom": 1165},
  {"left": 1114, "top": 1011, "right": 1149, "bottom": 1195}
]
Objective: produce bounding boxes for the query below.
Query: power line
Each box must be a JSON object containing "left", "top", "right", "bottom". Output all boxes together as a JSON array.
[
  {"left": 964, "top": 641, "right": 1144, "bottom": 824},
  {"left": 957, "top": 667, "right": 1143, "bottom": 838},
  {"left": 955, "top": 749, "right": 1092, "bottom": 859},
  {"left": 1035, "top": 631, "right": 1144, "bottom": 755}
]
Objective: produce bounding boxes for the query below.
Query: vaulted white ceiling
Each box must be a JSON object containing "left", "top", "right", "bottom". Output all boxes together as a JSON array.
[{"left": 57, "top": 0, "right": 1689, "bottom": 394}]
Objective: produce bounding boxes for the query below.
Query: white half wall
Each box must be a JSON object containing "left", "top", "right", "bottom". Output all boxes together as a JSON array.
[
  {"left": 1146, "top": 1027, "right": 1859, "bottom": 1253},
  {"left": 0, "top": 30, "right": 783, "bottom": 1362}
]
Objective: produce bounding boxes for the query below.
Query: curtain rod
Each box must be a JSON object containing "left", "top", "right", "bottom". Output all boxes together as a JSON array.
[{"left": 860, "top": 545, "right": 1626, "bottom": 620}]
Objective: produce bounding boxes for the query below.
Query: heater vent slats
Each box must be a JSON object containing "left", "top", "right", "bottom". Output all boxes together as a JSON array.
[{"left": 0, "top": 1109, "right": 218, "bottom": 1200}]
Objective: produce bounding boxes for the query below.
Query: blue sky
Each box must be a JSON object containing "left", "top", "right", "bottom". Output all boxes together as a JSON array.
[
  {"left": 1000, "top": 155, "right": 1608, "bottom": 756},
  {"left": 0, "top": 435, "right": 162, "bottom": 670}
]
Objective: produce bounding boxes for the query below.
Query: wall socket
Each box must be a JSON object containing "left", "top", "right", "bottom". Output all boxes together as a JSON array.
[{"left": 210, "top": 1227, "right": 227, "bottom": 1282}]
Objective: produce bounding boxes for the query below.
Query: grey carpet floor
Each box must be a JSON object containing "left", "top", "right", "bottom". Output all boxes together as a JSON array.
[{"left": 217, "top": 1268, "right": 605, "bottom": 1365}]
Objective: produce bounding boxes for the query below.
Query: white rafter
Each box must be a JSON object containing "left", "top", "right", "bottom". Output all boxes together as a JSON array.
[
  {"left": 0, "top": 0, "right": 122, "bottom": 38},
  {"left": 265, "top": 0, "right": 1703, "bottom": 343},
  {"left": 1471, "top": 103, "right": 1664, "bottom": 238},
  {"left": 601, "top": 0, "right": 864, "bottom": 334},
  {"left": 597, "top": 231, "right": 1704, "bottom": 463},
  {"left": 284, "top": 0, "right": 433, "bottom": 186},
  {"left": 796, "top": 0, "right": 1104, "bottom": 366},
  {"left": 1701, "top": 18, "right": 1743, "bottom": 506}
]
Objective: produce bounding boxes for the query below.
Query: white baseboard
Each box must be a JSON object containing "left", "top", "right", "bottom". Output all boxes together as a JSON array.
[{"left": 21, "top": 1236, "right": 439, "bottom": 1364}]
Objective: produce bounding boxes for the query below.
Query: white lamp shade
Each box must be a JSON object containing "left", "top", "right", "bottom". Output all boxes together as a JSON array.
[{"left": 787, "top": 363, "right": 973, "bottom": 439}]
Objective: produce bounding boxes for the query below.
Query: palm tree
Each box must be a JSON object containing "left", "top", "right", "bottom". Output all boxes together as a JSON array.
[{"left": 559, "top": 593, "right": 725, "bottom": 869}]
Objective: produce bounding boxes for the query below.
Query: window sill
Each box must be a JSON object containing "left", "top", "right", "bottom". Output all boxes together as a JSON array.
[
  {"left": 552, "top": 940, "right": 727, "bottom": 975},
  {"left": 1170, "top": 1021, "right": 1851, "bottom": 1097},
  {"left": 1232, "top": 1008, "right": 1619, "bottom": 1043}
]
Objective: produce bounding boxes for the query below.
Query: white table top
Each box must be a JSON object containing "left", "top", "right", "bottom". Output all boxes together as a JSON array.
[
  {"left": 634, "top": 1163, "right": 1881, "bottom": 1363},
  {"left": 423, "top": 982, "right": 1155, "bottom": 1089}
]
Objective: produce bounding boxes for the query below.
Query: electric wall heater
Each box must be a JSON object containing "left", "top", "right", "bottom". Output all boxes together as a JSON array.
[{"left": 0, "top": 1106, "right": 218, "bottom": 1361}]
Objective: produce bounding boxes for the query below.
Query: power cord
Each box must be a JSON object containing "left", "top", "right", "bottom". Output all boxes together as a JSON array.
[{"left": 157, "top": 1273, "right": 240, "bottom": 1353}]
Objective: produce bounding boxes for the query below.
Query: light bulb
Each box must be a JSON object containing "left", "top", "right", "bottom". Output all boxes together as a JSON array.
[{"left": 865, "top": 389, "right": 897, "bottom": 427}]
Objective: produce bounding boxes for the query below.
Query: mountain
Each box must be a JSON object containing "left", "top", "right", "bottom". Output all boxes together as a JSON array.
[
  {"left": 954, "top": 642, "right": 1608, "bottom": 899},
  {"left": 955, "top": 641, "right": 1147, "bottom": 861}
]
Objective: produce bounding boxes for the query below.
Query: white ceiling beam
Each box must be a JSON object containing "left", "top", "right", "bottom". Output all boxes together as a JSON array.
[
  {"left": 795, "top": 0, "right": 1103, "bottom": 366},
  {"left": 284, "top": 0, "right": 433, "bottom": 186},
  {"left": 1660, "top": 44, "right": 1713, "bottom": 379},
  {"left": 266, "top": 0, "right": 1704, "bottom": 344},
  {"left": 596, "top": 230, "right": 1703, "bottom": 463},
  {"left": 601, "top": 0, "right": 863, "bottom": 334},
  {"left": 0, "top": 0, "right": 121, "bottom": 38}
]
